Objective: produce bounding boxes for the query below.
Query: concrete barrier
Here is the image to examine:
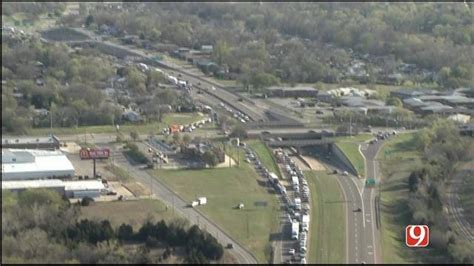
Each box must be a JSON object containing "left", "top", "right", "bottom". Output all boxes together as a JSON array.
[{"left": 331, "top": 144, "right": 359, "bottom": 176}]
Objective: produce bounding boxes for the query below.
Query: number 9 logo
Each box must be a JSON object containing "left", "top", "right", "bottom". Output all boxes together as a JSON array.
[{"left": 406, "top": 225, "right": 429, "bottom": 247}]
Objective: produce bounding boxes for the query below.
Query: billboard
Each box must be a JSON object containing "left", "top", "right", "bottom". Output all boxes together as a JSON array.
[{"left": 80, "top": 148, "right": 110, "bottom": 160}]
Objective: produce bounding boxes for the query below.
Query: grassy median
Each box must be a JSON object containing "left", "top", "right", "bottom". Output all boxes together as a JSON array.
[
  {"left": 305, "top": 170, "right": 345, "bottom": 264},
  {"left": 247, "top": 140, "right": 281, "bottom": 177},
  {"left": 150, "top": 150, "right": 279, "bottom": 263},
  {"left": 335, "top": 134, "right": 372, "bottom": 177}
]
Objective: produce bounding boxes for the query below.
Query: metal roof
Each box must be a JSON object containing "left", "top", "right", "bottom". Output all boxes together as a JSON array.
[
  {"left": 63, "top": 180, "right": 105, "bottom": 191},
  {"left": 2, "top": 179, "right": 64, "bottom": 190},
  {"left": 2, "top": 149, "right": 75, "bottom": 175}
]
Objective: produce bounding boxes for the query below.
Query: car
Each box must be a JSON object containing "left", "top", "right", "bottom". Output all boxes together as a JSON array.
[
  {"left": 106, "top": 191, "right": 117, "bottom": 196},
  {"left": 288, "top": 249, "right": 296, "bottom": 255},
  {"left": 342, "top": 171, "right": 349, "bottom": 176},
  {"left": 178, "top": 74, "right": 182, "bottom": 77},
  {"left": 226, "top": 243, "right": 234, "bottom": 249},
  {"left": 238, "top": 97, "right": 243, "bottom": 102},
  {"left": 333, "top": 169, "right": 339, "bottom": 174}
]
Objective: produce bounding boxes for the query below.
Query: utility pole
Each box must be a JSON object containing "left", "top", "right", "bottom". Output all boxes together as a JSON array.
[{"left": 349, "top": 113, "right": 353, "bottom": 137}]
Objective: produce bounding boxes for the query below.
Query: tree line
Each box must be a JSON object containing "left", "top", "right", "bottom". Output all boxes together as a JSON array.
[
  {"left": 57, "top": 2, "right": 473, "bottom": 89},
  {"left": 2, "top": 188, "right": 225, "bottom": 264},
  {"left": 406, "top": 119, "right": 474, "bottom": 264}
]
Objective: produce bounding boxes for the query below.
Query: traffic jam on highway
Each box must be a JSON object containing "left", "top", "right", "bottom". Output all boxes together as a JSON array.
[{"left": 244, "top": 145, "right": 310, "bottom": 264}]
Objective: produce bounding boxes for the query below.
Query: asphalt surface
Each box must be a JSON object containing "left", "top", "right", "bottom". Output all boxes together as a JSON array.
[
  {"left": 305, "top": 137, "right": 385, "bottom": 264},
  {"left": 103, "top": 143, "right": 258, "bottom": 264}
]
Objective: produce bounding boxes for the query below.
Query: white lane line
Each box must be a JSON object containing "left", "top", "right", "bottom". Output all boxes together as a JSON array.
[{"left": 367, "top": 219, "right": 371, "bottom": 223}]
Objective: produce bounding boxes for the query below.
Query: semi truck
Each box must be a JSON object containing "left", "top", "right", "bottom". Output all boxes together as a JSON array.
[
  {"left": 291, "top": 221, "right": 300, "bottom": 240},
  {"left": 301, "top": 214, "right": 310, "bottom": 232}
]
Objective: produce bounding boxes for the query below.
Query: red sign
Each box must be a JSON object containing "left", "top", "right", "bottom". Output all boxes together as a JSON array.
[
  {"left": 406, "top": 225, "right": 429, "bottom": 247},
  {"left": 80, "top": 148, "right": 110, "bottom": 160}
]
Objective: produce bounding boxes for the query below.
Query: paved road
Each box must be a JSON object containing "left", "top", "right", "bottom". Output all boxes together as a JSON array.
[
  {"left": 104, "top": 143, "right": 258, "bottom": 264},
  {"left": 305, "top": 138, "right": 385, "bottom": 264}
]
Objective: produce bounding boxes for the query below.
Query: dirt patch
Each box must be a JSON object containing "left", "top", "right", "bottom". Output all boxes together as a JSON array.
[
  {"left": 300, "top": 155, "right": 326, "bottom": 171},
  {"left": 123, "top": 182, "right": 149, "bottom": 197},
  {"left": 215, "top": 154, "right": 236, "bottom": 168}
]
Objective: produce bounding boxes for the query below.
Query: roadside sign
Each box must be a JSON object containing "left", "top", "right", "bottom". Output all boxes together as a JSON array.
[{"left": 80, "top": 148, "right": 110, "bottom": 160}]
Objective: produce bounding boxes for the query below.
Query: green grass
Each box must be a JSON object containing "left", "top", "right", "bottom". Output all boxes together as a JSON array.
[
  {"left": 79, "top": 199, "right": 183, "bottom": 230},
  {"left": 333, "top": 133, "right": 373, "bottom": 143},
  {"left": 334, "top": 134, "right": 373, "bottom": 177},
  {"left": 335, "top": 142, "right": 365, "bottom": 177},
  {"left": 376, "top": 133, "right": 427, "bottom": 264},
  {"left": 28, "top": 113, "right": 205, "bottom": 136},
  {"left": 305, "top": 170, "right": 345, "bottom": 264},
  {"left": 247, "top": 139, "right": 281, "bottom": 177},
  {"left": 149, "top": 158, "right": 279, "bottom": 263}
]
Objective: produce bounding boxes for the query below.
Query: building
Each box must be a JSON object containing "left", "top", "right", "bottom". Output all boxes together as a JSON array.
[
  {"left": 2, "top": 135, "right": 60, "bottom": 150},
  {"left": 448, "top": 114, "right": 471, "bottom": 124},
  {"left": 266, "top": 86, "right": 319, "bottom": 98},
  {"left": 122, "top": 109, "right": 142, "bottom": 122},
  {"left": 2, "top": 179, "right": 105, "bottom": 199},
  {"left": 63, "top": 180, "right": 105, "bottom": 198},
  {"left": 327, "top": 87, "right": 376, "bottom": 98},
  {"left": 2, "top": 149, "right": 75, "bottom": 181},
  {"left": 2, "top": 179, "right": 65, "bottom": 195}
]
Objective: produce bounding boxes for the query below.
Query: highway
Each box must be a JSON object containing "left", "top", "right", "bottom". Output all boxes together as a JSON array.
[
  {"left": 305, "top": 138, "right": 385, "bottom": 264},
  {"left": 99, "top": 142, "right": 258, "bottom": 264}
]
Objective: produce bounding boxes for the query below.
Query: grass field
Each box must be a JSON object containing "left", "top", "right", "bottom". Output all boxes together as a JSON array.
[
  {"left": 375, "top": 133, "right": 428, "bottom": 264},
  {"left": 79, "top": 199, "right": 184, "bottom": 229},
  {"left": 149, "top": 158, "right": 279, "bottom": 263},
  {"left": 335, "top": 142, "right": 365, "bottom": 177},
  {"left": 29, "top": 113, "right": 205, "bottom": 136},
  {"left": 459, "top": 164, "right": 474, "bottom": 226},
  {"left": 305, "top": 170, "right": 345, "bottom": 264},
  {"left": 247, "top": 140, "right": 281, "bottom": 177},
  {"left": 335, "top": 133, "right": 373, "bottom": 177}
]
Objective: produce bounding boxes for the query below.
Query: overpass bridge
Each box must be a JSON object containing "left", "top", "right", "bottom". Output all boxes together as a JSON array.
[{"left": 266, "top": 138, "right": 335, "bottom": 148}]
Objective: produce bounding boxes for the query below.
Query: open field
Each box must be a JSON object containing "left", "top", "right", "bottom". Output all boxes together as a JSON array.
[
  {"left": 305, "top": 170, "right": 345, "bottom": 264},
  {"left": 150, "top": 161, "right": 279, "bottom": 263},
  {"left": 28, "top": 113, "right": 205, "bottom": 136},
  {"left": 247, "top": 140, "right": 281, "bottom": 177},
  {"left": 79, "top": 199, "right": 183, "bottom": 229}
]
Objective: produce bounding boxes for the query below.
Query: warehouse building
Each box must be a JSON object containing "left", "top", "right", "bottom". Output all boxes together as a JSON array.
[
  {"left": 2, "top": 149, "right": 75, "bottom": 181},
  {"left": 2, "top": 135, "right": 60, "bottom": 150},
  {"left": 266, "top": 86, "right": 319, "bottom": 98},
  {"left": 2, "top": 179, "right": 105, "bottom": 199}
]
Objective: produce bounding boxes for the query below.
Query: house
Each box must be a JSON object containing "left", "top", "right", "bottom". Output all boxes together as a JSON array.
[
  {"left": 201, "top": 45, "right": 213, "bottom": 53},
  {"left": 266, "top": 86, "right": 319, "bottom": 98},
  {"left": 195, "top": 59, "right": 219, "bottom": 75},
  {"left": 448, "top": 114, "right": 471, "bottom": 124},
  {"left": 181, "top": 142, "right": 225, "bottom": 163},
  {"left": 317, "top": 91, "right": 334, "bottom": 103},
  {"left": 122, "top": 109, "right": 142, "bottom": 122}
]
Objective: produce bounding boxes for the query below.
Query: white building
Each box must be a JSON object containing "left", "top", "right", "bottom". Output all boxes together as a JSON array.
[
  {"left": 63, "top": 180, "right": 105, "bottom": 198},
  {"left": 2, "top": 149, "right": 75, "bottom": 181},
  {"left": 2, "top": 179, "right": 105, "bottom": 199}
]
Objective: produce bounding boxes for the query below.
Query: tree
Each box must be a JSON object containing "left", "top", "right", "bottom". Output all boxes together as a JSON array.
[
  {"left": 80, "top": 197, "right": 94, "bottom": 206},
  {"left": 212, "top": 40, "right": 231, "bottom": 66},
  {"left": 202, "top": 150, "right": 219, "bottom": 167},
  {"left": 229, "top": 125, "right": 248, "bottom": 139},
  {"left": 85, "top": 15, "right": 94, "bottom": 27},
  {"left": 172, "top": 133, "right": 181, "bottom": 145},
  {"left": 182, "top": 134, "right": 191, "bottom": 145},
  {"left": 386, "top": 96, "right": 403, "bottom": 107},
  {"left": 130, "top": 131, "right": 139, "bottom": 142}
]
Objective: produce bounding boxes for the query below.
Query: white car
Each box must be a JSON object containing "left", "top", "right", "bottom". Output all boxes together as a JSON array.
[
  {"left": 342, "top": 171, "right": 349, "bottom": 176},
  {"left": 288, "top": 249, "right": 295, "bottom": 255}
]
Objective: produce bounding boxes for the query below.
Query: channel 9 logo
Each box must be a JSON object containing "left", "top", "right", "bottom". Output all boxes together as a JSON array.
[{"left": 405, "top": 225, "right": 429, "bottom": 247}]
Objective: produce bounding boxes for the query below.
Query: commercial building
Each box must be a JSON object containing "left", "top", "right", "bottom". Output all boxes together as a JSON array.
[
  {"left": 266, "top": 86, "right": 319, "bottom": 98},
  {"left": 2, "top": 179, "right": 105, "bottom": 199},
  {"left": 2, "top": 149, "right": 75, "bottom": 181},
  {"left": 2, "top": 135, "right": 60, "bottom": 150}
]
